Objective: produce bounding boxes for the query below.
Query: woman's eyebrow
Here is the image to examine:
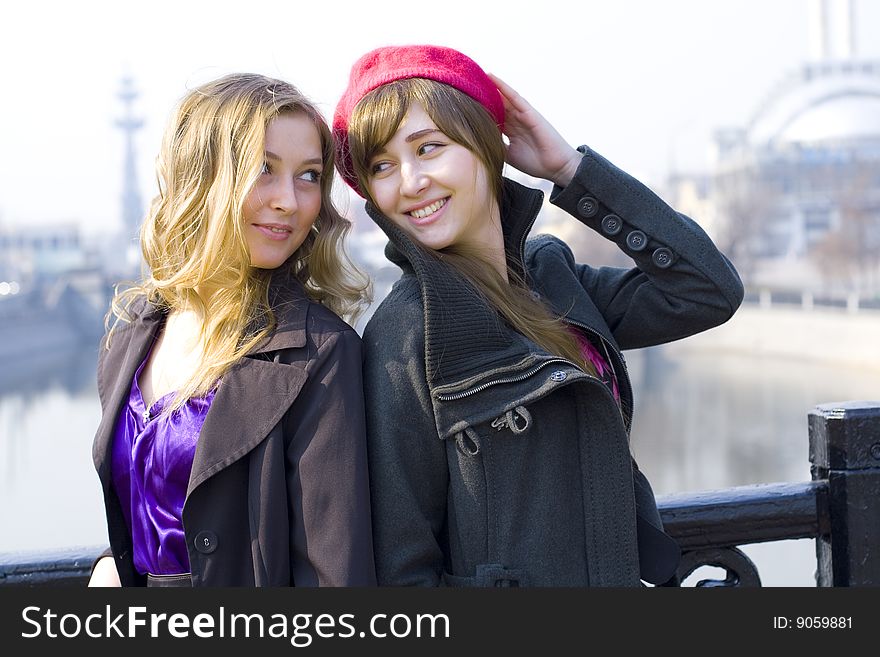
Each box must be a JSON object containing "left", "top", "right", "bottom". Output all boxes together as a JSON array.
[
  {"left": 405, "top": 128, "right": 441, "bottom": 143},
  {"left": 265, "top": 150, "right": 323, "bottom": 166},
  {"left": 371, "top": 129, "right": 442, "bottom": 157}
]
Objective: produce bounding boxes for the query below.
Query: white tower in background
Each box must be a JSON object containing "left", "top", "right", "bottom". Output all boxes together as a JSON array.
[{"left": 809, "top": 0, "right": 856, "bottom": 61}]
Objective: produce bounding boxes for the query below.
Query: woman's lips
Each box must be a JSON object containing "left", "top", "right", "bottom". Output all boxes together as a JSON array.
[
  {"left": 252, "top": 223, "right": 292, "bottom": 241},
  {"left": 406, "top": 197, "right": 448, "bottom": 226}
]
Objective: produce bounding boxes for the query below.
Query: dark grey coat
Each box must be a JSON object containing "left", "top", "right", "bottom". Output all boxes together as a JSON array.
[
  {"left": 362, "top": 147, "right": 744, "bottom": 587},
  {"left": 92, "top": 273, "right": 376, "bottom": 586}
]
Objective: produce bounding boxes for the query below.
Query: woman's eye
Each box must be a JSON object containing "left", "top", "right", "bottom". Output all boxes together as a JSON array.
[
  {"left": 370, "top": 161, "right": 392, "bottom": 175},
  {"left": 418, "top": 142, "right": 443, "bottom": 156},
  {"left": 298, "top": 169, "right": 321, "bottom": 183},
  {"left": 260, "top": 161, "right": 271, "bottom": 175}
]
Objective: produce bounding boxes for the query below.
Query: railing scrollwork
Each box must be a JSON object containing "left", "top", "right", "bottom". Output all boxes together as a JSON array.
[{"left": 676, "top": 547, "right": 761, "bottom": 587}]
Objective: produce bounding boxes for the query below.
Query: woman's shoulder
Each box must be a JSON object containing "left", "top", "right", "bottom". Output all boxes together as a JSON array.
[
  {"left": 270, "top": 273, "right": 358, "bottom": 337},
  {"left": 305, "top": 298, "right": 360, "bottom": 337},
  {"left": 101, "top": 294, "right": 155, "bottom": 345},
  {"left": 268, "top": 295, "right": 359, "bottom": 354},
  {"left": 362, "top": 276, "right": 423, "bottom": 346},
  {"left": 525, "top": 233, "right": 576, "bottom": 267},
  {"left": 110, "top": 293, "right": 151, "bottom": 322},
  {"left": 365, "top": 276, "right": 422, "bottom": 325},
  {"left": 256, "top": 297, "right": 362, "bottom": 371}
]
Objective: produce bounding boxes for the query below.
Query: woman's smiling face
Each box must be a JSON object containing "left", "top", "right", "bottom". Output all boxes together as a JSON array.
[
  {"left": 243, "top": 112, "right": 323, "bottom": 269},
  {"left": 367, "top": 102, "right": 498, "bottom": 252}
]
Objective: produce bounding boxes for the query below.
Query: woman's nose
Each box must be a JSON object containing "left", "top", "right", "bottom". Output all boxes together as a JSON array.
[
  {"left": 399, "top": 162, "right": 429, "bottom": 197},
  {"left": 270, "top": 178, "right": 299, "bottom": 213}
]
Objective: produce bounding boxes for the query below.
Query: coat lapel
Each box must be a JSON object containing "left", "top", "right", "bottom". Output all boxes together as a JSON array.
[
  {"left": 186, "top": 353, "right": 307, "bottom": 496},
  {"left": 92, "top": 304, "right": 165, "bottom": 483}
]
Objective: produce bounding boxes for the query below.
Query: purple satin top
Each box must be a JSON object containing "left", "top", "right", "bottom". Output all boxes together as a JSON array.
[{"left": 110, "top": 352, "right": 216, "bottom": 576}]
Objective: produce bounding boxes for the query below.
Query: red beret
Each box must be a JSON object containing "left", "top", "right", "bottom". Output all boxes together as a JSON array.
[{"left": 333, "top": 44, "right": 504, "bottom": 196}]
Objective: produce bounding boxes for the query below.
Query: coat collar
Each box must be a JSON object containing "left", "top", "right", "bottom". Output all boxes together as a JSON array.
[
  {"left": 365, "top": 178, "right": 546, "bottom": 390},
  {"left": 93, "top": 271, "right": 313, "bottom": 497},
  {"left": 248, "top": 268, "right": 310, "bottom": 353}
]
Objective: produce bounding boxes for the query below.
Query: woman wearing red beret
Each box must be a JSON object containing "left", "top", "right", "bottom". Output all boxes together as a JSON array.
[{"left": 333, "top": 44, "right": 744, "bottom": 586}]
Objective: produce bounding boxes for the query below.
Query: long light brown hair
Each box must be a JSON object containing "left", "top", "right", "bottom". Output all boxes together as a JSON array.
[
  {"left": 348, "top": 78, "right": 596, "bottom": 377},
  {"left": 109, "top": 73, "right": 371, "bottom": 411}
]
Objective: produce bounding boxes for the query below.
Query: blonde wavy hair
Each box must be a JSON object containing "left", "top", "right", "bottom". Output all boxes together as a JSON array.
[
  {"left": 348, "top": 78, "right": 597, "bottom": 378},
  {"left": 109, "top": 73, "right": 371, "bottom": 411}
]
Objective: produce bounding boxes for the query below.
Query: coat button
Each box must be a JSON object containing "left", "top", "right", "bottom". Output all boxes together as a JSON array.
[
  {"left": 626, "top": 230, "right": 648, "bottom": 251},
  {"left": 550, "top": 370, "right": 567, "bottom": 382},
  {"left": 600, "top": 214, "right": 622, "bottom": 236},
  {"left": 194, "top": 530, "right": 218, "bottom": 554},
  {"left": 652, "top": 247, "right": 674, "bottom": 268},
  {"left": 577, "top": 196, "right": 599, "bottom": 218}
]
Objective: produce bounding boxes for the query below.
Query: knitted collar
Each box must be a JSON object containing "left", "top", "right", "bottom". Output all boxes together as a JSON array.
[{"left": 365, "top": 178, "right": 545, "bottom": 388}]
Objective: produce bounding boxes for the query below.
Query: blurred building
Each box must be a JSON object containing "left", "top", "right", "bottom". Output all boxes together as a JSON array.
[
  {"left": 675, "top": 0, "right": 880, "bottom": 294},
  {"left": 0, "top": 223, "right": 88, "bottom": 284},
  {"left": 0, "top": 223, "right": 110, "bottom": 359}
]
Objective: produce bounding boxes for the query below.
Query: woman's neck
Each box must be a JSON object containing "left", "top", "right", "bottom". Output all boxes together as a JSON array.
[
  {"left": 139, "top": 306, "right": 206, "bottom": 408},
  {"left": 469, "top": 200, "right": 508, "bottom": 282}
]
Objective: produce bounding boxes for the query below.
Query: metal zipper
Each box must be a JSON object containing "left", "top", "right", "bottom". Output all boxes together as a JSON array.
[{"left": 435, "top": 358, "right": 579, "bottom": 402}]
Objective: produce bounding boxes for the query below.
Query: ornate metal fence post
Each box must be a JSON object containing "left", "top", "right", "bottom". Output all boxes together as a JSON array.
[{"left": 809, "top": 401, "right": 880, "bottom": 586}]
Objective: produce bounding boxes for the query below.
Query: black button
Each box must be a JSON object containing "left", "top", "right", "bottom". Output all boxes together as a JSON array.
[
  {"left": 652, "top": 247, "right": 674, "bottom": 268},
  {"left": 577, "top": 196, "right": 599, "bottom": 218},
  {"left": 626, "top": 230, "right": 648, "bottom": 251},
  {"left": 194, "top": 530, "right": 218, "bottom": 554},
  {"left": 600, "top": 214, "right": 623, "bottom": 236}
]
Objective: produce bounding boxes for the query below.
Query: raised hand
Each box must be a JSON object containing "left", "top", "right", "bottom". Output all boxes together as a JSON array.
[{"left": 489, "top": 73, "right": 582, "bottom": 187}]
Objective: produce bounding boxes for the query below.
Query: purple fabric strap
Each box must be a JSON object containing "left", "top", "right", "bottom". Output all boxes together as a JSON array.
[{"left": 110, "top": 353, "right": 215, "bottom": 576}]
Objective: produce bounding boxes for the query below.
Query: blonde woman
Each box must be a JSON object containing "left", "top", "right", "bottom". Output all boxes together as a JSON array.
[
  {"left": 333, "top": 45, "right": 744, "bottom": 587},
  {"left": 89, "top": 73, "right": 375, "bottom": 587}
]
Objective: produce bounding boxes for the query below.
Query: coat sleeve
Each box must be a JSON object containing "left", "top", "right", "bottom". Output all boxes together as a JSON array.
[
  {"left": 362, "top": 290, "right": 449, "bottom": 586},
  {"left": 283, "top": 327, "right": 377, "bottom": 586},
  {"left": 547, "top": 146, "right": 744, "bottom": 350}
]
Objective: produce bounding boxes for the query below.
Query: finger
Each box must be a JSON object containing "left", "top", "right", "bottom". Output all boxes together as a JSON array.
[
  {"left": 488, "top": 73, "right": 514, "bottom": 96},
  {"left": 489, "top": 78, "right": 516, "bottom": 117},
  {"left": 488, "top": 73, "right": 530, "bottom": 112}
]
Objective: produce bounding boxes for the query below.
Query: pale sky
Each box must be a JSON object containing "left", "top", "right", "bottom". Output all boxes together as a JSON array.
[{"left": 1, "top": 0, "right": 878, "bottom": 235}]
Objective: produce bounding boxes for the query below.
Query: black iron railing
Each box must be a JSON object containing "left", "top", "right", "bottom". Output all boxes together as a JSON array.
[
  {"left": 2, "top": 401, "right": 878, "bottom": 587},
  {"left": 661, "top": 400, "right": 880, "bottom": 587}
]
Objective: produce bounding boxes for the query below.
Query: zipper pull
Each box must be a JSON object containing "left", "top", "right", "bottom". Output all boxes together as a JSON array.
[{"left": 491, "top": 406, "right": 532, "bottom": 434}]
